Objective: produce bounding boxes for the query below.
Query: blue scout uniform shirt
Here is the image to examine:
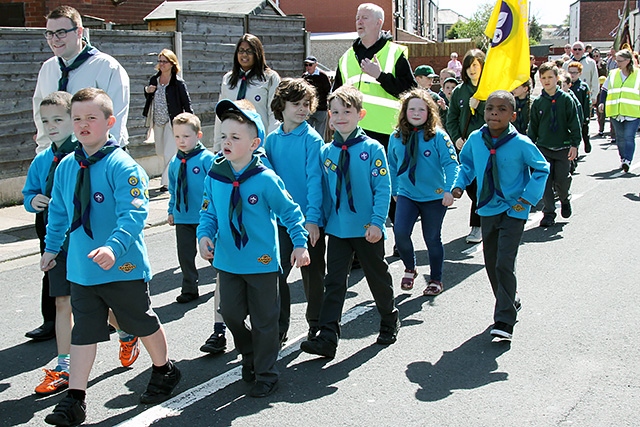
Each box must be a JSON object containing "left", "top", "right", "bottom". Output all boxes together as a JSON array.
[
  {"left": 23, "top": 146, "right": 55, "bottom": 213},
  {"left": 45, "top": 144, "right": 152, "bottom": 285},
  {"left": 320, "top": 130, "right": 391, "bottom": 238},
  {"left": 453, "top": 124, "right": 550, "bottom": 219},
  {"left": 167, "top": 147, "right": 216, "bottom": 224},
  {"left": 388, "top": 127, "right": 460, "bottom": 202},
  {"left": 197, "top": 159, "right": 308, "bottom": 275},
  {"left": 264, "top": 121, "right": 324, "bottom": 226}
]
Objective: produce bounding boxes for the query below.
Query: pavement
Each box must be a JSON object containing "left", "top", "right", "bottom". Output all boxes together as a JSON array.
[{"left": 0, "top": 177, "right": 169, "bottom": 264}]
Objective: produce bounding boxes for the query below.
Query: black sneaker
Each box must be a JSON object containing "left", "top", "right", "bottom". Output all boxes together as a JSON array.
[
  {"left": 44, "top": 393, "right": 86, "bottom": 426},
  {"left": 539, "top": 214, "right": 555, "bottom": 227},
  {"left": 490, "top": 322, "right": 514, "bottom": 340},
  {"left": 176, "top": 293, "right": 199, "bottom": 303},
  {"left": 377, "top": 318, "right": 400, "bottom": 345},
  {"left": 140, "top": 363, "right": 181, "bottom": 405},
  {"left": 249, "top": 380, "right": 278, "bottom": 398},
  {"left": 300, "top": 338, "right": 336, "bottom": 359},
  {"left": 200, "top": 333, "right": 227, "bottom": 354},
  {"left": 241, "top": 364, "right": 255, "bottom": 383},
  {"left": 307, "top": 326, "right": 320, "bottom": 340},
  {"left": 561, "top": 200, "right": 572, "bottom": 219}
]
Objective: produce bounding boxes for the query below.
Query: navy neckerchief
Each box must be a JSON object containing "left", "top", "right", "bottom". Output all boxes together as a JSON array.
[
  {"left": 237, "top": 69, "right": 253, "bottom": 100},
  {"left": 331, "top": 128, "right": 368, "bottom": 213},
  {"left": 58, "top": 43, "right": 97, "bottom": 91},
  {"left": 207, "top": 155, "right": 267, "bottom": 249},
  {"left": 397, "top": 127, "right": 421, "bottom": 185},
  {"left": 44, "top": 135, "right": 78, "bottom": 198},
  {"left": 175, "top": 142, "right": 205, "bottom": 213},
  {"left": 70, "top": 140, "right": 118, "bottom": 238},
  {"left": 540, "top": 88, "right": 562, "bottom": 132},
  {"left": 477, "top": 124, "right": 518, "bottom": 209}
]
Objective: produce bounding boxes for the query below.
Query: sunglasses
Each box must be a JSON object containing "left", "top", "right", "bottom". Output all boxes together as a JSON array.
[
  {"left": 572, "top": 47, "right": 583, "bottom": 51},
  {"left": 304, "top": 63, "right": 314, "bottom": 67}
]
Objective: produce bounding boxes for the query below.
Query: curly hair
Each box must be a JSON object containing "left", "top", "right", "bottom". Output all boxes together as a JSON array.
[
  {"left": 394, "top": 88, "right": 441, "bottom": 144},
  {"left": 271, "top": 78, "right": 318, "bottom": 122}
]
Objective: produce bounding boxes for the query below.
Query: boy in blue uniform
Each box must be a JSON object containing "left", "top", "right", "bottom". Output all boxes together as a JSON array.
[
  {"left": 528, "top": 62, "right": 581, "bottom": 227},
  {"left": 452, "top": 90, "right": 549, "bottom": 340},
  {"left": 167, "top": 113, "right": 215, "bottom": 303},
  {"left": 41, "top": 88, "right": 180, "bottom": 426},
  {"left": 300, "top": 85, "right": 399, "bottom": 359},
  {"left": 23, "top": 91, "right": 77, "bottom": 394},
  {"left": 198, "top": 99, "right": 310, "bottom": 398},
  {"left": 266, "top": 78, "right": 326, "bottom": 343}
]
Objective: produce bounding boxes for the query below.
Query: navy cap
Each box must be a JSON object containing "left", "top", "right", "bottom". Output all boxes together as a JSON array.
[
  {"left": 304, "top": 55, "right": 317, "bottom": 64},
  {"left": 215, "top": 99, "right": 265, "bottom": 143}
]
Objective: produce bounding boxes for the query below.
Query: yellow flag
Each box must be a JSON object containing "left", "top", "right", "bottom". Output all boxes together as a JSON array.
[{"left": 474, "top": 0, "right": 530, "bottom": 101}]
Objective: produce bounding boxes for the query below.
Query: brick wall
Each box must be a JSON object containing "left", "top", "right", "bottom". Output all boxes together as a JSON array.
[
  {"left": 579, "top": 0, "right": 625, "bottom": 41},
  {"left": 0, "top": 0, "right": 162, "bottom": 26}
]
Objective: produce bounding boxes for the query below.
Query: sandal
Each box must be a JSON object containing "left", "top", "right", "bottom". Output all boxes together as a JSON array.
[
  {"left": 400, "top": 269, "right": 418, "bottom": 291},
  {"left": 423, "top": 280, "right": 443, "bottom": 296}
]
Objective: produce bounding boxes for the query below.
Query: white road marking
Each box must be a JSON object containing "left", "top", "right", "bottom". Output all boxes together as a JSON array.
[{"left": 116, "top": 304, "right": 374, "bottom": 427}]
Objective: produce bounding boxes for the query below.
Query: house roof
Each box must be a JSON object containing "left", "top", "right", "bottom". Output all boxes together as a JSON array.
[
  {"left": 437, "top": 9, "right": 468, "bottom": 25},
  {"left": 144, "top": 0, "right": 284, "bottom": 21}
]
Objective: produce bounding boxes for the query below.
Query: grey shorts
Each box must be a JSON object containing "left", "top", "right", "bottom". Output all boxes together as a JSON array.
[
  {"left": 48, "top": 253, "right": 70, "bottom": 297},
  {"left": 70, "top": 279, "right": 161, "bottom": 345}
]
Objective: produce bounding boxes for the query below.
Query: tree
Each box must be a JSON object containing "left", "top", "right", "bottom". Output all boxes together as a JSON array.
[
  {"left": 445, "top": 2, "right": 494, "bottom": 48},
  {"left": 529, "top": 15, "right": 543, "bottom": 43}
]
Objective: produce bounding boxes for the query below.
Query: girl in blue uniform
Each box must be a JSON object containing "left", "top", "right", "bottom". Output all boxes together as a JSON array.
[{"left": 388, "top": 88, "right": 459, "bottom": 296}]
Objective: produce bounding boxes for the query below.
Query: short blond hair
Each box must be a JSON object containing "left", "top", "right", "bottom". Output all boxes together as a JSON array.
[{"left": 173, "top": 112, "right": 201, "bottom": 133}]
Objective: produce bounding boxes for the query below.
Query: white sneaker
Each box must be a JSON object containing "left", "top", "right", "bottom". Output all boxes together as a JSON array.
[{"left": 466, "top": 226, "right": 482, "bottom": 243}]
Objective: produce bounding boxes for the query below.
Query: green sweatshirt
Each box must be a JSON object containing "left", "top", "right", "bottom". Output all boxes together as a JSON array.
[{"left": 528, "top": 88, "right": 581, "bottom": 149}]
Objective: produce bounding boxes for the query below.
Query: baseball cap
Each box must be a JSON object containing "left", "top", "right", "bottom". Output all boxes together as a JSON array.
[
  {"left": 414, "top": 65, "right": 438, "bottom": 78},
  {"left": 442, "top": 77, "right": 459, "bottom": 86},
  {"left": 304, "top": 55, "right": 318, "bottom": 64},
  {"left": 215, "top": 99, "right": 265, "bottom": 143}
]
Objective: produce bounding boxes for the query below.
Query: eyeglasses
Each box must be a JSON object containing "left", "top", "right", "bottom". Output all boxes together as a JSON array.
[
  {"left": 572, "top": 47, "right": 583, "bottom": 51},
  {"left": 157, "top": 60, "right": 171, "bottom": 64},
  {"left": 44, "top": 27, "right": 78, "bottom": 40},
  {"left": 238, "top": 49, "right": 255, "bottom": 56}
]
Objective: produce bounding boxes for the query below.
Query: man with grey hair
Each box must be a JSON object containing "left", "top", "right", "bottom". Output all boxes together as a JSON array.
[
  {"left": 331, "top": 2, "right": 416, "bottom": 150},
  {"left": 564, "top": 41, "right": 599, "bottom": 107}
]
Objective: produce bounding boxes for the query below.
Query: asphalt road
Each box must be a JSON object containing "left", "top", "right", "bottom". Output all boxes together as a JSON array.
[{"left": 1, "top": 125, "right": 639, "bottom": 427}]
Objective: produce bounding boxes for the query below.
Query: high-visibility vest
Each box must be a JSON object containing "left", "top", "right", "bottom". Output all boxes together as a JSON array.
[
  {"left": 338, "top": 41, "right": 408, "bottom": 135},
  {"left": 605, "top": 68, "right": 640, "bottom": 118}
]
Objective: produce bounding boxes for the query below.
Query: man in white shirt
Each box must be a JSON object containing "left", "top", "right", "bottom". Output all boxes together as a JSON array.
[
  {"left": 563, "top": 41, "right": 599, "bottom": 107},
  {"left": 33, "top": 5, "right": 130, "bottom": 153}
]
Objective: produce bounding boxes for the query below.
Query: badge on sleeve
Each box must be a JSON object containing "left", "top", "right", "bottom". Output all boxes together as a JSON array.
[{"left": 128, "top": 176, "right": 138, "bottom": 186}]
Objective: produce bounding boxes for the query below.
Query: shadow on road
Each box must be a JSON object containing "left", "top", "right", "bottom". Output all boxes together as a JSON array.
[{"left": 405, "top": 326, "right": 510, "bottom": 401}]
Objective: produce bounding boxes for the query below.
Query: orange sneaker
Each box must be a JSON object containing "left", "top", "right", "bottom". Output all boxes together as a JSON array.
[
  {"left": 119, "top": 336, "right": 140, "bottom": 367},
  {"left": 35, "top": 368, "right": 69, "bottom": 396}
]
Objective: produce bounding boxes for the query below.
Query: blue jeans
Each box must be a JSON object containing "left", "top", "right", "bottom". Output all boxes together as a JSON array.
[
  {"left": 393, "top": 196, "right": 447, "bottom": 281},
  {"left": 612, "top": 118, "right": 640, "bottom": 162}
]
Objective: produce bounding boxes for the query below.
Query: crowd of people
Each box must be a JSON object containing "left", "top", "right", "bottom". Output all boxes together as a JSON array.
[{"left": 20, "top": 3, "right": 639, "bottom": 426}]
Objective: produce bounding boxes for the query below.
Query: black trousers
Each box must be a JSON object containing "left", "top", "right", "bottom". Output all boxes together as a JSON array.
[
  {"left": 317, "top": 235, "right": 397, "bottom": 345},
  {"left": 175, "top": 223, "right": 199, "bottom": 295}
]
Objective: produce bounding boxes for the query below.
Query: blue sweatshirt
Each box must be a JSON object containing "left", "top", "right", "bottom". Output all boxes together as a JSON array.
[
  {"left": 22, "top": 147, "right": 54, "bottom": 213},
  {"left": 320, "top": 131, "right": 391, "bottom": 238},
  {"left": 45, "top": 143, "right": 152, "bottom": 285},
  {"left": 167, "top": 147, "right": 216, "bottom": 224},
  {"left": 388, "top": 127, "right": 460, "bottom": 202},
  {"left": 264, "top": 121, "right": 324, "bottom": 226},
  {"left": 197, "top": 159, "right": 308, "bottom": 274},
  {"left": 453, "top": 124, "right": 550, "bottom": 219}
]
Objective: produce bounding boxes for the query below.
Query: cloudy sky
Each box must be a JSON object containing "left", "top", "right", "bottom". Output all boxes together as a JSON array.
[{"left": 438, "top": 0, "right": 573, "bottom": 26}]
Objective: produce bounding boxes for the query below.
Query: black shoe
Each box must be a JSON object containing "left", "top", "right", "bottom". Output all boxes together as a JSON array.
[
  {"left": 176, "top": 293, "right": 199, "bottom": 303},
  {"left": 241, "top": 364, "right": 255, "bottom": 383},
  {"left": 300, "top": 337, "right": 336, "bottom": 358},
  {"left": 200, "top": 333, "right": 227, "bottom": 354},
  {"left": 249, "top": 380, "right": 278, "bottom": 398},
  {"left": 392, "top": 245, "right": 400, "bottom": 257},
  {"left": 140, "top": 363, "right": 181, "bottom": 404},
  {"left": 44, "top": 393, "right": 86, "bottom": 426},
  {"left": 539, "top": 215, "right": 555, "bottom": 227},
  {"left": 561, "top": 200, "right": 572, "bottom": 219},
  {"left": 377, "top": 318, "right": 400, "bottom": 345},
  {"left": 307, "top": 326, "right": 320, "bottom": 340},
  {"left": 26, "top": 321, "right": 56, "bottom": 341},
  {"left": 490, "top": 322, "right": 514, "bottom": 340},
  {"left": 159, "top": 185, "right": 168, "bottom": 192},
  {"left": 584, "top": 140, "right": 592, "bottom": 153}
]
